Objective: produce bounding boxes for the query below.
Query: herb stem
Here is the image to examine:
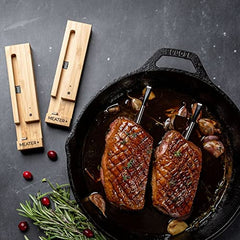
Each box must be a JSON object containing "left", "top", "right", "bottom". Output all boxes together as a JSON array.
[{"left": 17, "top": 179, "right": 107, "bottom": 240}]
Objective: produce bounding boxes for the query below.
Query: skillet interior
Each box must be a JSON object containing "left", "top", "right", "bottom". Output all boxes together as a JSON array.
[{"left": 66, "top": 69, "right": 240, "bottom": 240}]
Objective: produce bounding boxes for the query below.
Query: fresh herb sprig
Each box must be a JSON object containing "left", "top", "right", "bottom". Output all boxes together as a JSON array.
[{"left": 17, "top": 179, "right": 107, "bottom": 240}]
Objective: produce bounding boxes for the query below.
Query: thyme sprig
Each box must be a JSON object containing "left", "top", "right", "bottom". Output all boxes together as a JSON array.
[{"left": 17, "top": 178, "right": 107, "bottom": 240}]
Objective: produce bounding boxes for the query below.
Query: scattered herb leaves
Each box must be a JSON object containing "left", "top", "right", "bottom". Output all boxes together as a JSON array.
[
  {"left": 187, "top": 181, "right": 192, "bottom": 186},
  {"left": 122, "top": 174, "right": 130, "bottom": 181},
  {"left": 127, "top": 159, "right": 134, "bottom": 169},
  {"left": 174, "top": 151, "right": 182, "bottom": 157},
  {"left": 132, "top": 132, "right": 137, "bottom": 138}
]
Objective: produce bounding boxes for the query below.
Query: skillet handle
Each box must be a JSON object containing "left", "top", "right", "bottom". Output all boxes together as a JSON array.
[{"left": 140, "top": 48, "right": 212, "bottom": 82}]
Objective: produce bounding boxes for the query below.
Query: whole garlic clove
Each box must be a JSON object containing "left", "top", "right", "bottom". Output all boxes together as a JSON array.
[
  {"left": 127, "top": 94, "right": 143, "bottom": 111},
  {"left": 203, "top": 139, "right": 225, "bottom": 158},
  {"left": 178, "top": 103, "right": 188, "bottom": 118},
  {"left": 131, "top": 98, "right": 142, "bottom": 111},
  {"left": 89, "top": 192, "right": 106, "bottom": 217},
  {"left": 167, "top": 219, "right": 188, "bottom": 236},
  {"left": 198, "top": 118, "right": 221, "bottom": 135}
]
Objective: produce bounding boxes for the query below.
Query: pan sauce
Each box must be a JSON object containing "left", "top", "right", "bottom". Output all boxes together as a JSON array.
[{"left": 82, "top": 88, "right": 232, "bottom": 236}]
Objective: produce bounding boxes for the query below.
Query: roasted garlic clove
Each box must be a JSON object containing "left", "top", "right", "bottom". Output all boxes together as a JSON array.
[
  {"left": 178, "top": 103, "right": 188, "bottom": 118},
  {"left": 164, "top": 104, "right": 188, "bottom": 131},
  {"left": 131, "top": 98, "right": 142, "bottom": 111},
  {"left": 127, "top": 94, "right": 142, "bottom": 111},
  {"left": 89, "top": 192, "right": 106, "bottom": 217},
  {"left": 203, "top": 135, "right": 219, "bottom": 142},
  {"left": 198, "top": 118, "right": 221, "bottom": 135},
  {"left": 167, "top": 219, "right": 188, "bottom": 236},
  {"left": 203, "top": 136, "right": 225, "bottom": 158},
  {"left": 163, "top": 117, "right": 175, "bottom": 131},
  {"left": 166, "top": 103, "right": 188, "bottom": 119}
]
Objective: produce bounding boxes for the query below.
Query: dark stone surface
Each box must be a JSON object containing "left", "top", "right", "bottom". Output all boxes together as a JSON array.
[{"left": 0, "top": 0, "right": 239, "bottom": 239}]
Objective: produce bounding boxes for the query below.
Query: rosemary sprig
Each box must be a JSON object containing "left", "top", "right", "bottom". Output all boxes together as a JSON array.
[{"left": 17, "top": 178, "right": 107, "bottom": 240}]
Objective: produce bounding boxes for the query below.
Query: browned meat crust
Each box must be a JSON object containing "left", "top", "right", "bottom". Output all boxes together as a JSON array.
[
  {"left": 101, "top": 117, "right": 153, "bottom": 210},
  {"left": 152, "top": 130, "right": 202, "bottom": 219}
]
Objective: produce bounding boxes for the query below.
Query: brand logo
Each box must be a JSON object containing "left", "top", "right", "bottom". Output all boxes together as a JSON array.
[
  {"left": 48, "top": 116, "right": 67, "bottom": 123},
  {"left": 19, "top": 141, "right": 39, "bottom": 147},
  {"left": 169, "top": 49, "right": 190, "bottom": 58}
]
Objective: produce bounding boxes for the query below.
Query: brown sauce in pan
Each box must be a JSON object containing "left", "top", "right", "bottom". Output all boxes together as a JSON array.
[{"left": 82, "top": 88, "right": 232, "bottom": 236}]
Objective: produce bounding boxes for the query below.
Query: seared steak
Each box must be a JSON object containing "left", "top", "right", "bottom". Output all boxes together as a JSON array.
[
  {"left": 101, "top": 117, "right": 153, "bottom": 210},
  {"left": 152, "top": 130, "right": 202, "bottom": 219}
]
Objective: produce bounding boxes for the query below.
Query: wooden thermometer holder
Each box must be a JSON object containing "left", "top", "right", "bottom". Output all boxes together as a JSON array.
[
  {"left": 5, "top": 43, "right": 43, "bottom": 151},
  {"left": 45, "top": 20, "right": 92, "bottom": 127}
]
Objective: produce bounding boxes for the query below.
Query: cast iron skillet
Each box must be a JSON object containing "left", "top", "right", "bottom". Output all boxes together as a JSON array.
[{"left": 66, "top": 48, "right": 240, "bottom": 240}]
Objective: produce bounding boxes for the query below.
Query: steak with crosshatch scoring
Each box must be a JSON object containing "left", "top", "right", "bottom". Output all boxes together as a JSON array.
[
  {"left": 100, "top": 117, "right": 153, "bottom": 210},
  {"left": 152, "top": 130, "right": 202, "bottom": 219}
]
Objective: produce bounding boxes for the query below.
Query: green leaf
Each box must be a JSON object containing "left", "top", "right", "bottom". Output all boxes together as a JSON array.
[
  {"left": 174, "top": 150, "right": 182, "bottom": 157},
  {"left": 42, "top": 178, "right": 47, "bottom": 183}
]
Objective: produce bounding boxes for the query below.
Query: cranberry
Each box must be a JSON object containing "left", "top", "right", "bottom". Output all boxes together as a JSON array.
[
  {"left": 41, "top": 197, "right": 50, "bottom": 207},
  {"left": 83, "top": 228, "right": 94, "bottom": 238},
  {"left": 18, "top": 221, "right": 28, "bottom": 232},
  {"left": 23, "top": 171, "right": 33, "bottom": 180},
  {"left": 47, "top": 150, "right": 58, "bottom": 161}
]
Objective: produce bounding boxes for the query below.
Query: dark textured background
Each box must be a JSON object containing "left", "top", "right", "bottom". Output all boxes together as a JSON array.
[{"left": 0, "top": 0, "right": 240, "bottom": 239}]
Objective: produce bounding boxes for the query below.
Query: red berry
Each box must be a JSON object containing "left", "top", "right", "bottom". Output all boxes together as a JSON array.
[
  {"left": 18, "top": 221, "right": 28, "bottom": 232},
  {"left": 23, "top": 171, "right": 33, "bottom": 180},
  {"left": 41, "top": 196, "right": 50, "bottom": 207},
  {"left": 47, "top": 150, "right": 58, "bottom": 161},
  {"left": 83, "top": 228, "right": 94, "bottom": 238}
]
